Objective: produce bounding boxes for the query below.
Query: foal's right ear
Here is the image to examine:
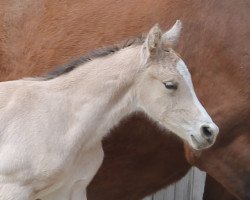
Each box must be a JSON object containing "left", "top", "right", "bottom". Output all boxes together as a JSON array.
[
  {"left": 162, "top": 20, "right": 182, "bottom": 47},
  {"left": 144, "top": 24, "right": 162, "bottom": 58}
]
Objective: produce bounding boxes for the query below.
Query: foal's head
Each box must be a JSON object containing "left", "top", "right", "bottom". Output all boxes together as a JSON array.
[{"left": 136, "top": 21, "right": 219, "bottom": 150}]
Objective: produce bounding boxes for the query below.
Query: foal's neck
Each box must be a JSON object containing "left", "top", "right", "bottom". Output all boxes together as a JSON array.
[
  {"left": 49, "top": 45, "right": 143, "bottom": 147},
  {"left": 51, "top": 45, "right": 142, "bottom": 93}
]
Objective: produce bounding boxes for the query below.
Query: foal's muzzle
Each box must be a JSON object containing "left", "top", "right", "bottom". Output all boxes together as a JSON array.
[{"left": 190, "top": 123, "right": 219, "bottom": 150}]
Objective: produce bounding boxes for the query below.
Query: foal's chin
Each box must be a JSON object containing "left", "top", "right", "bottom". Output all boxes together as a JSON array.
[{"left": 187, "top": 135, "right": 216, "bottom": 151}]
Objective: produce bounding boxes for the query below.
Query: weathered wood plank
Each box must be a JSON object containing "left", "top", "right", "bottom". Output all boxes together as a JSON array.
[
  {"left": 143, "top": 167, "right": 206, "bottom": 200},
  {"left": 143, "top": 196, "right": 153, "bottom": 200},
  {"left": 192, "top": 167, "right": 207, "bottom": 200},
  {"left": 152, "top": 184, "right": 175, "bottom": 200}
]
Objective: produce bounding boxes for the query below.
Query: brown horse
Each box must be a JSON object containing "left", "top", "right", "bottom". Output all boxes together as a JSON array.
[
  {"left": 0, "top": 0, "right": 249, "bottom": 199},
  {"left": 203, "top": 175, "right": 239, "bottom": 200}
]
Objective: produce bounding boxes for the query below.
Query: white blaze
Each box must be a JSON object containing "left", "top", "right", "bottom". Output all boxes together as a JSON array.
[{"left": 176, "top": 59, "right": 213, "bottom": 122}]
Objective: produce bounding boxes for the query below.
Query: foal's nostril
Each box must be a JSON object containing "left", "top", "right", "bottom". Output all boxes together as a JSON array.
[{"left": 201, "top": 125, "right": 213, "bottom": 139}]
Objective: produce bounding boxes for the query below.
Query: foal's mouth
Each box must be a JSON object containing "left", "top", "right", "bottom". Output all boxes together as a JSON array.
[{"left": 190, "top": 134, "right": 214, "bottom": 150}]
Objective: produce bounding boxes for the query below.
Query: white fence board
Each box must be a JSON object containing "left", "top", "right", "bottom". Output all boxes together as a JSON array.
[{"left": 143, "top": 167, "right": 206, "bottom": 200}]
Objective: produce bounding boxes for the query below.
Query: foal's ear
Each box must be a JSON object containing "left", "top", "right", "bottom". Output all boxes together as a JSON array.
[
  {"left": 144, "top": 24, "right": 162, "bottom": 58},
  {"left": 162, "top": 20, "right": 182, "bottom": 47}
]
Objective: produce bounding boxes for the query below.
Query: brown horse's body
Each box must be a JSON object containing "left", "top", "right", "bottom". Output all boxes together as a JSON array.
[
  {"left": 0, "top": 0, "right": 249, "bottom": 199},
  {"left": 203, "top": 175, "right": 241, "bottom": 200}
]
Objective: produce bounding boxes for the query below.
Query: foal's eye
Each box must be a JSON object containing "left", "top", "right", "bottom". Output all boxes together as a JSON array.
[{"left": 163, "top": 82, "right": 178, "bottom": 90}]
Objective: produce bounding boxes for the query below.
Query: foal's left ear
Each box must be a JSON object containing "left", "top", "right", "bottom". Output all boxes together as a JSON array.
[
  {"left": 162, "top": 20, "right": 182, "bottom": 47},
  {"left": 144, "top": 24, "right": 162, "bottom": 58}
]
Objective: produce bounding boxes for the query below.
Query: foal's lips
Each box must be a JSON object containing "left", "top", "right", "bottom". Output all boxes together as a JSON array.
[{"left": 190, "top": 135, "right": 214, "bottom": 150}]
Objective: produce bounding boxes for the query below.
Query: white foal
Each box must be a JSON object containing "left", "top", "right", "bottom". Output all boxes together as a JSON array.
[{"left": 0, "top": 20, "right": 219, "bottom": 200}]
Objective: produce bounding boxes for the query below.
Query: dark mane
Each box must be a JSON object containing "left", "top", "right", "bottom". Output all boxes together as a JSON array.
[{"left": 42, "top": 36, "right": 144, "bottom": 81}]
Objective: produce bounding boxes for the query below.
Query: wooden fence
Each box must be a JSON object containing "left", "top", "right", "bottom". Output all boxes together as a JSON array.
[{"left": 143, "top": 167, "right": 206, "bottom": 200}]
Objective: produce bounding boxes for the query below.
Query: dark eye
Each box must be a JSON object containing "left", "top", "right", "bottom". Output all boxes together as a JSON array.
[{"left": 164, "top": 82, "right": 178, "bottom": 90}]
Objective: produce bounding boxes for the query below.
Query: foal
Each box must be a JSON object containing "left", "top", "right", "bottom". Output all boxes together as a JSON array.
[{"left": 0, "top": 21, "right": 219, "bottom": 200}]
